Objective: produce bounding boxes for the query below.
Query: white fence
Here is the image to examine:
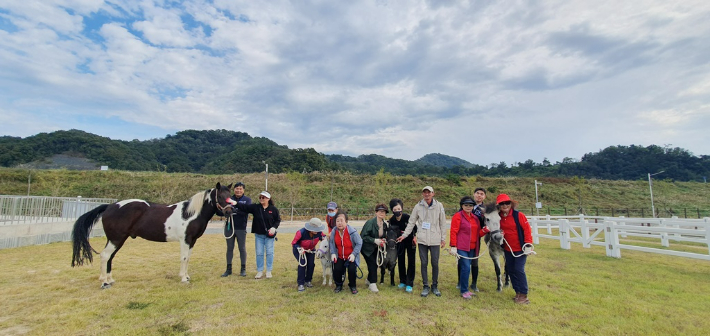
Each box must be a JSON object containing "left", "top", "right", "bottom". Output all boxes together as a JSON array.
[
  {"left": 0, "top": 195, "right": 117, "bottom": 225},
  {"left": 530, "top": 215, "right": 710, "bottom": 261}
]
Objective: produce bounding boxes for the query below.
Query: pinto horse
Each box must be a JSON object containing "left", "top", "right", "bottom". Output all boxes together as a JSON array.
[
  {"left": 71, "top": 183, "right": 233, "bottom": 289},
  {"left": 379, "top": 224, "right": 399, "bottom": 286},
  {"left": 482, "top": 203, "right": 510, "bottom": 291}
]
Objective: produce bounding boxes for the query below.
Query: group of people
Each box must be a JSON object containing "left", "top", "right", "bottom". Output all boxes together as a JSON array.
[{"left": 219, "top": 183, "right": 534, "bottom": 304}]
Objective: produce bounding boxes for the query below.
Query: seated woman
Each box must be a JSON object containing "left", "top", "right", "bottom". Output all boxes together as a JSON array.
[
  {"left": 292, "top": 218, "right": 326, "bottom": 292},
  {"left": 329, "top": 211, "right": 363, "bottom": 294}
]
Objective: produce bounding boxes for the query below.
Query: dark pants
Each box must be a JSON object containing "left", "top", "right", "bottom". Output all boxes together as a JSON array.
[
  {"left": 504, "top": 251, "right": 528, "bottom": 295},
  {"left": 363, "top": 252, "right": 378, "bottom": 284},
  {"left": 397, "top": 242, "right": 416, "bottom": 286},
  {"left": 292, "top": 246, "right": 315, "bottom": 286},
  {"left": 333, "top": 258, "right": 357, "bottom": 288},
  {"left": 225, "top": 229, "right": 247, "bottom": 266},
  {"left": 419, "top": 244, "right": 440, "bottom": 287}
]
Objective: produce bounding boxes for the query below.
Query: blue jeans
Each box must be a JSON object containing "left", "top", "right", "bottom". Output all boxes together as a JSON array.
[
  {"left": 254, "top": 234, "right": 275, "bottom": 272},
  {"left": 457, "top": 249, "right": 476, "bottom": 294},
  {"left": 504, "top": 251, "right": 528, "bottom": 295}
]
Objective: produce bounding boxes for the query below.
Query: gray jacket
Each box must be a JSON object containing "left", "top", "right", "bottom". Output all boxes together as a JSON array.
[
  {"left": 329, "top": 224, "right": 362, "bottom": 266},
  {"left": 402, "top": 198, "right": 447, "bottom": 246}
]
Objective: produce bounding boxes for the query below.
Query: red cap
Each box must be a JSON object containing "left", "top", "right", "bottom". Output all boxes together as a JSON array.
[{"left": 496, "top": 194, "right": 512, "bottom": 204}]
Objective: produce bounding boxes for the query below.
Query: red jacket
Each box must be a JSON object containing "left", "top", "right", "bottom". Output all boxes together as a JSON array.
[
  {"left": 449, "top": 211, "right": 487, "bottom": 251},
  {"left": 500, "top": 211, "right": 533, "bottom": 252}
]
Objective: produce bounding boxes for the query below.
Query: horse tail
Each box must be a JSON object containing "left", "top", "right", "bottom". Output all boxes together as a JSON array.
[{"left": 71, "top": 204, "right": 109, "bottom": 267}]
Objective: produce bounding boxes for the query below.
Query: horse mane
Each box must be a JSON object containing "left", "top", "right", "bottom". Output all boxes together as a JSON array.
[
  {"left": 184, "top": 189, "right": 211, "bottom": 218},
  {"left": 484, "top": 202, "right": 498, "bottom": 215}
]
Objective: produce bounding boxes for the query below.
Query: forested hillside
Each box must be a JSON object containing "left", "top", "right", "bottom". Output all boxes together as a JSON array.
[{"left": 1, "top": 129, "right": 709, "bottom": 181}]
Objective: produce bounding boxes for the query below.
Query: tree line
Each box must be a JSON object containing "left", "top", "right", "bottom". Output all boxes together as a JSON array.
[{"left": 1, "top": 129, "right": 708, "bottom": 181}]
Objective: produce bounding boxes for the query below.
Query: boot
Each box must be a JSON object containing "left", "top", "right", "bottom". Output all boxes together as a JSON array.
[
  {"left": 515, "top": 294, "right": 530, "bottom": 305},
  {"left": 512, "top": 293, "right": 520, "bottom": 301},
  {"left": 221, "top": 264, "right": 232, "bottom": 277},
  {"left": 239, "top": 264, "right": 246, "bottom": 277}
]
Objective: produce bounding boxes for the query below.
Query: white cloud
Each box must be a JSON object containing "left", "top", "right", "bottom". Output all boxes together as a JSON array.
[{"left": 1, "top": 0, "right": 710, "bottom": 165}]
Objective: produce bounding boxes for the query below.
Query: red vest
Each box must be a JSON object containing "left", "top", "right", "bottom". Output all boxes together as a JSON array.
[{"left": 334, "top": 229, "right": 354, "bottom": 259}]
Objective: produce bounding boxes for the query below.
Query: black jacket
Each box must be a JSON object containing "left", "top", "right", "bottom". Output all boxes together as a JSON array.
[
  {"left": 389, "top": 213, "right": 415, "bottom": 245},
  {"left": 235, "top": 203, "right": 281, "bottom": 235}
]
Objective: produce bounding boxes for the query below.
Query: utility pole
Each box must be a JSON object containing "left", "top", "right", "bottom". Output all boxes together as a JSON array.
[
  {"left": 648, "top": 171, "right": 664, "bottom": 218},
  {"left": 262, "top": 161, "right": 269, "bottom": 191},
  {"left": 534, "top": 180, "right": 543, "bottom": 216}
]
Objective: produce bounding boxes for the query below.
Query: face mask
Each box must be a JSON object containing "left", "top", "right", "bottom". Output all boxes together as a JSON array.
[
  {"left": 393, "top": 211, "right": 402, "bottom": 217},
  {"left": 328, "top": 211, "right": 336, "bottom": 217}
]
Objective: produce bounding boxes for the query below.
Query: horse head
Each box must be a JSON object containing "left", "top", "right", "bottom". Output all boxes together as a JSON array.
[
  {"left": 213, "top": 182, "right": 233, "bottom": 216},
  {"left": 483, "top": 202, "right": 504, "bottom": 245},
  {"left": 385, "top": 225, "right": 399, "bottom": 251},
  {"left": 316, "top": 239, "right": 329, "bottom": 259}
]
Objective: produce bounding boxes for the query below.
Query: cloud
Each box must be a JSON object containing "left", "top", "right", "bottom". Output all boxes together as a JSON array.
[{"left": 1, "top": 0, "right": 710, "bottom": 166}]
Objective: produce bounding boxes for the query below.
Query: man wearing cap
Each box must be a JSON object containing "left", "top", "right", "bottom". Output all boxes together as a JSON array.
[
  {"left": 325, "top": 202, "right": 338, "bottom": 235},
  {"left": 397, "top": 186, "right": 447, "bottom": 297},
  {"left": 292, "top": 218, "right": 326, "bottom": 292},
  {"left": 221, "top": 182, "right": 251, "bottom": 277}
]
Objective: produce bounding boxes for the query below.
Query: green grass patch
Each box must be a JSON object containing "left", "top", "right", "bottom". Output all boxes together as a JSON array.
[{"left": 1, "top": 232, "right": 709, "bottom": 334}]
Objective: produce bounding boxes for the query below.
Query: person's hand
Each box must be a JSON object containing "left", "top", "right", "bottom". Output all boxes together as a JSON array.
[
  {"left": 297, "top": 247, "right": 304, "bottom": 255},
  {"left": 374, "top": 239, "right": 385, "bottom": 247},
  {"left": 440, "top": 240, "right": 446, "bottom": 248},
  {"left": 412, "top": 237, "right": 417, "bottom": 245},
  {"left": 268, "top": 227, "right": 276, "bottom": 235},
  {"left": 449, "top": 246, "right": 457, "bottom": 255},
  {"left": 331, "top": 254, "right": 337, "bottom": 263},
  {"left": 482, "top": 226, "right": 491, "bottom": 234},
  {"left": 523, "top": 245, "right": 534, "bottom": 255},
  {"left": 348, "top": 254, "right": 355, "bottom": 262},
  {"left": 396, "top": 235, "right": 405, "bottom": 243}
]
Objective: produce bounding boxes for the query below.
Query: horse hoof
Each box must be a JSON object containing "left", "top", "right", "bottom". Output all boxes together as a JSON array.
[{"left": 101, "top": 283, "right": 112, "bottom": 289}]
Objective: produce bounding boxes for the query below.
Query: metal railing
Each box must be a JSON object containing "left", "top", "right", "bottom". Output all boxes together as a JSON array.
[{"left": 0, "top": 195, "right": 117, "bottom": 225}]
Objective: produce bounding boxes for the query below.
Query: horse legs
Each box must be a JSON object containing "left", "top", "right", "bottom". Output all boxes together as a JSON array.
[
  {"left": 390, "top": 266, "right": 395, "bottom": 286},
  {"left": 379, "top": 266, "right": 385, "bottom": 284},
  {"left": 492, "top": 255, "right": 503, "bottom": 292},
  {"left": 179, "top": 241, "right": 193, "bottom": 282},
  {"left": 99, "top": 239, "right": 125, "bottom": 289},
  {"left": 504, "top": 270, "right": 510, "bottom": 288}
]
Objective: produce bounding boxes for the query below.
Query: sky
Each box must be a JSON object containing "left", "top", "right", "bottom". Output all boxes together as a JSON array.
[{"left": 1, "top": 0, "right": 709, "bottom": 167}]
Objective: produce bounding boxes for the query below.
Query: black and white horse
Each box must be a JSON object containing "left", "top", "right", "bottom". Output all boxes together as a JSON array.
[
  {"left": 379, "top": 225, "right": 399, "bottom": 286},
  {"left": 71, "top": 183, "right": 233, "bottom": 289},
  {"left": 483, "top": 203, "right": 510, "bottom": 292}
]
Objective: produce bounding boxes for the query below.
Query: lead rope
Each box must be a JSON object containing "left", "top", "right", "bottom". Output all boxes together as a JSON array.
[
  {"left": 376, "top": 243, "right": 387, "bottom": 267},
  {"left": 298, "top": 249, "right": 317, "bottom": 267},
  {"left": 223, "top": 216, "right": 235, "bottom": 239},
  {"left": 502, "top": 239, "right": 536, "bottom": 258},
  {"left": 450, "top": 238, "right": 491, "bottom": 260}
]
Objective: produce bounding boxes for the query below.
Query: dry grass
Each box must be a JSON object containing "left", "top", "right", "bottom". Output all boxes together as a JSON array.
[{"left": 1, "top": 231, "right": 709, "bottom": 335}]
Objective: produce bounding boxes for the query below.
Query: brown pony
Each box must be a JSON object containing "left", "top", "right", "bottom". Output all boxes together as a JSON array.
[{"left": 71, "top": 183, "right": 233, "bottom": 289}]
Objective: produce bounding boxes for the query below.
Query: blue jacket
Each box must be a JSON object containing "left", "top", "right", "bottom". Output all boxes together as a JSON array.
[
  {"left": 229, "top": 195, "right": 252, "bottom": 230},
  {"left": 329, "top": 224, "right": 362, "bottom": 266}
]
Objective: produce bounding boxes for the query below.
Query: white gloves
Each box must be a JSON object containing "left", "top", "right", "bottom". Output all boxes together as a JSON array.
[
  {"left": 374, "top": 239, "right": 384, "bottom": 247},
  {"left": 348, "top": 254, "right": 355, "bottom": 262},
  {"left": 268, "top": 227, "right": 276, "bottom": 235},
  {"left": 331, "top": 254, "right": 337, "bottom": 263},
  {"left": 523, "top": 245, "right": 534, "bottom": 255},
  {"left": 450, "top": 247, "right": 457, "bottom": 255},
  {"left": 297, "top": 247, "right": 304, "bottom": 255}
]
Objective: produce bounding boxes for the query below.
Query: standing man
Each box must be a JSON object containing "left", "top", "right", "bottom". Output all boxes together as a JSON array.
[
  {"left": 325, "top": 201, "right": 338, "bottom": 236},
  {"left": 397, "top": 186, "right": 447, "bottom": 297},
  {"left": 221, "top": 182, "right": 251, "bottom": 277}
]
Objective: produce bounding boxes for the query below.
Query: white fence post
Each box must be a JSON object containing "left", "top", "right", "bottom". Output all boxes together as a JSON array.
[
  {"left": 705, "top": 218, "right": 710, "bottom": 256},
  {"left": 604, "top": 220, "right": 621, "bottom": 258},
  {"left": 580, "top": 214, "right": 590, "bottom": 248},
  {"left": 660, "top": 218, "right": 669, "bottom": 247},
  {"left": 546, "top": 214, "right": 552, "bottom": 234},
  {"left": 559, "top": 219, "right": 571, "bottom": 250},
  {"left": 618, "top": 216, "right": 626, "bottom": 238},
  {"left": 531, "top": 218, "right": 539, "bottom": 244}
]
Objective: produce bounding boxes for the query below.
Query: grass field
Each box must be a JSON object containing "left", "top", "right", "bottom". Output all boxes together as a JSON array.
[{"left": 1, "top": 231, "right": 709, "bottom": 335}]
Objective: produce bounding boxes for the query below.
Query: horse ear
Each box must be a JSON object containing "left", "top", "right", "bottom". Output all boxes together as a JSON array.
[
  {"left": 215, "top": 182, "right": 222, "bottom": 190},
  {"left": 226, "top": 183, "right": 232, "bottom": 190}
]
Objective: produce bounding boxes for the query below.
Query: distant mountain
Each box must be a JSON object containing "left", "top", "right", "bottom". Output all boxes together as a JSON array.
[
  {"left": 416, "top": 153, "right": 475, "bottom": 168},
  {"left": 1, "top": 129, "right": 708, "bottom": 181}
]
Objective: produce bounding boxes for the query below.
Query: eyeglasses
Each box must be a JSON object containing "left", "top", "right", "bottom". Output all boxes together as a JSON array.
[
  {"left": 499, "top": 201, "right": 512, "bottom": 206},
  {"left": 259, "top": 196, "right": 268, "bottom": 199}
]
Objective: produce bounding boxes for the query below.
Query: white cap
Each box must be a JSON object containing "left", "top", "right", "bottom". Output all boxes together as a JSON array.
[
  {"left": 422, "top": 186, "right": 434, "bottom": 192},
  {"left": 259, "top": 191, "right": 271, "bottom": 199}
]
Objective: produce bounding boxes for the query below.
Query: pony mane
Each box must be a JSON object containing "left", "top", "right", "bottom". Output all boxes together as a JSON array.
[{"left": 184, "top": 189, "right": 210, "bottom": 217}]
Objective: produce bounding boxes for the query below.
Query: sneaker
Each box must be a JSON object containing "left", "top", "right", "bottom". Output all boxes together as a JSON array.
[
  {"left": 462, "top": 291, "right": 474, "bottom": 300},
  {"left": 455, "top": 284, "right": 460, "bottom": 290},
  {"left": 365, "top": 279, "right": 370, "bottom": 286},
  {"left": 334, "top": 285, "right": 343, "bottom": 293},
  {"left": 398, "top": 283, "right": 406, "bottom": 289},
  {"left": 305, "top": 282, "right": 313, "bottom": 288},
  {"left": 254, "top": 271, "right": 263, "bottom": 279},
  {"left": 369, "top": 283, "right": 379, "bottom": 293},
  {"left": 432, "top": 286, "right": 441, "bottom": 297},
  {"left": 266, "top": 271, "right": 272, "bottom": 279},
  {"left": 405, "top": 286, "right": 413, "bottom": 293},
  {"left": 421, "top": 286, "right": 430, "bottom": 297},
  {"left": 471, "top": 286, "right": 480, "bottom": 292},
  {"left": 350, "top": 287, "right": 358, "bottom": 294},
  {"left": 297, "top": 285, "right": 305, "bottom": 292}
]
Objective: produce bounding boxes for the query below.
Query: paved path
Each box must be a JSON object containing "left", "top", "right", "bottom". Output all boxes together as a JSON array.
[{"left": 205, "top": 220, "right": 367, "bottom": 235}]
